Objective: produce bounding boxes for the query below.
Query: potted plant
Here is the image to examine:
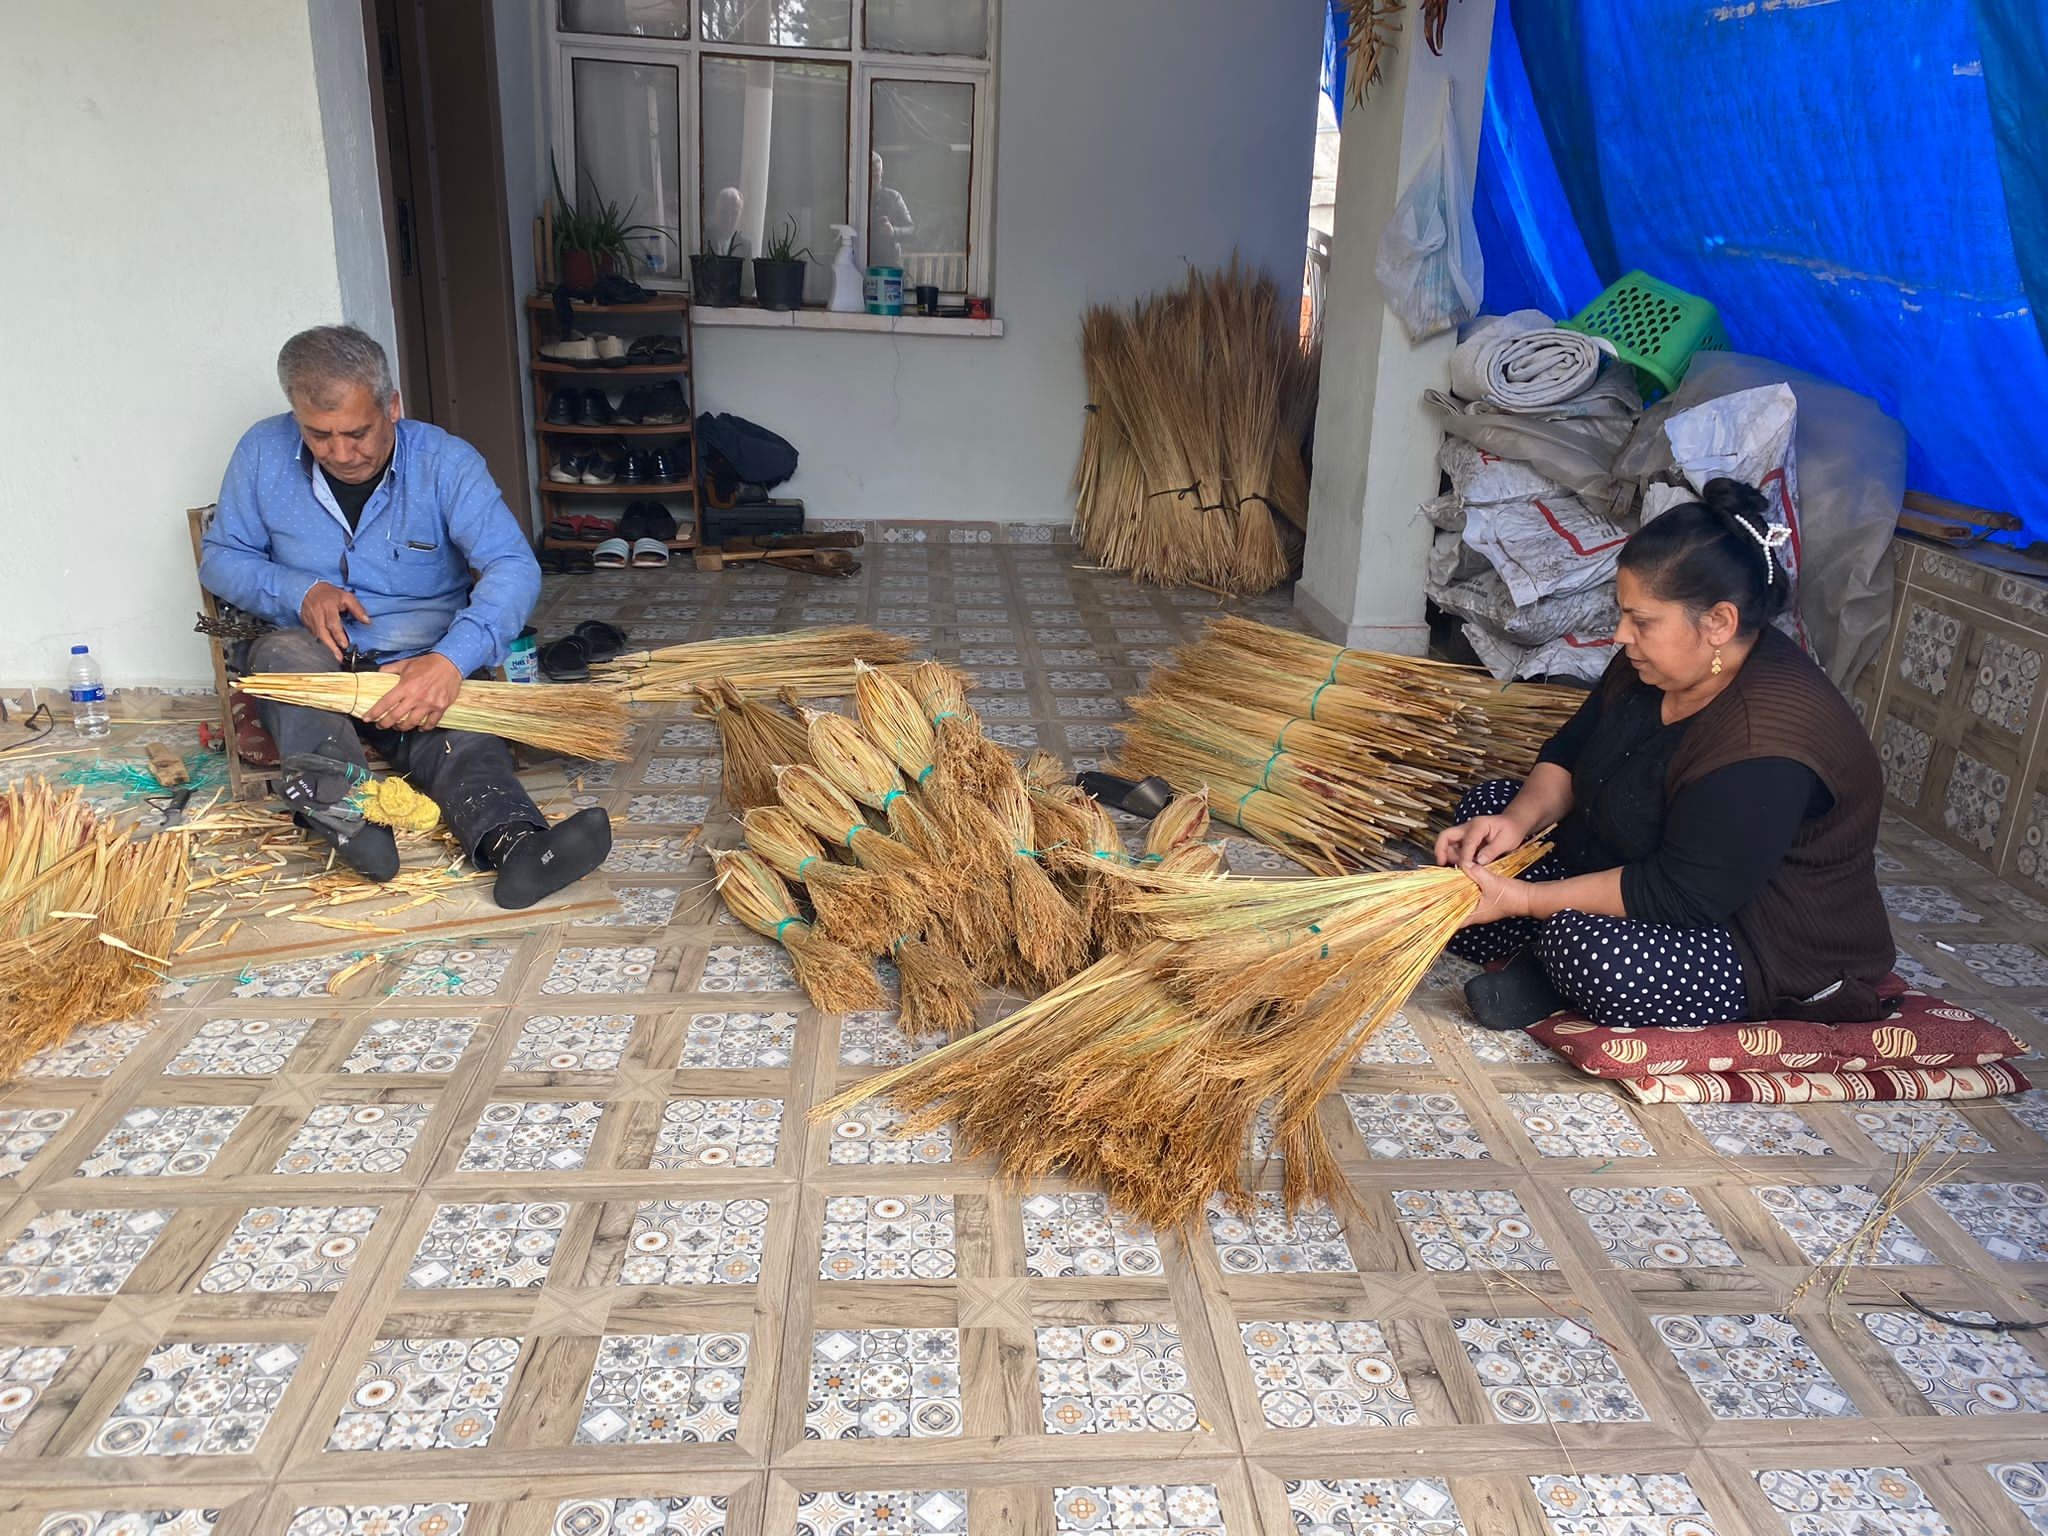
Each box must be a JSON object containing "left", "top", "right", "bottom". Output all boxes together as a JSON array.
[
  {"left": 752, "top": 216, "right": 813, "bottom": 311},
  {"left": 551, "top": 160, "right": 665, "bottom": 290},
  {"left": 692, "top": 231, "right": 745, "bottom": 308}
]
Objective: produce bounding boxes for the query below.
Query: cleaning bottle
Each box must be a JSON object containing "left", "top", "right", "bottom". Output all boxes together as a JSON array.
[{"left": 828, "top": 224, "right": 863, "bottom": 313}]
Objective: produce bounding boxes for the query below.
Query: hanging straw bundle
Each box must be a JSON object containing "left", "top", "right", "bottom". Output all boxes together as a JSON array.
[
  {"left": 0, "top": 780, "right": 191, "bottom": 1078},
  {"left": 712, "top": 849, "right": 886, "bottom": 1012},
  {"left": 234, "top": 674, "right": 632, "bottom": 761},
  {"left": 704, "top": 681, "right": 812, "bottom": 809},
  {"left": 818, "top": 843, "right": 1549, "bottom": 1230},
  {"left": 740, "top": 806, "right": 916, "bottom": 956}
]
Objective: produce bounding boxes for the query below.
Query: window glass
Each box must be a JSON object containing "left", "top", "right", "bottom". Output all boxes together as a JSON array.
[
  {"left": 560, "top": 0, "right": 689, "bottom": 40},
  {"left": 700, "top": 0, "right": 851, "bottom": 49},
  {"left": 868, "top": 78, "right": 973, "bottom": 290},
  {"left": 702, "top": 56, "right": 850, "bottom": 297},
  {"left": 571, "top": 57, "right": 685, "bottom": 277},
  {"left": 866, "top": 0, "right": 987, "bottom": 57}
]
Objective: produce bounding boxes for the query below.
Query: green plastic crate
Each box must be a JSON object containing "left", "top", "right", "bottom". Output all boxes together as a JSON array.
[{"left": 1562, "top": 270, "right": 1728, "bottom": 401}]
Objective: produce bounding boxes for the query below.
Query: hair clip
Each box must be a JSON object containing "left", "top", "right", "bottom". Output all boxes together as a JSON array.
[{"left": 1734, "top": 516, "right": 1792, "bottom": 584}]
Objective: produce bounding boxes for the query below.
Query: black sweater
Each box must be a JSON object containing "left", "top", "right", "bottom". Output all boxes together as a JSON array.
[{"left": 1536, "top": 681, "right": 1829, "bottom": 929}]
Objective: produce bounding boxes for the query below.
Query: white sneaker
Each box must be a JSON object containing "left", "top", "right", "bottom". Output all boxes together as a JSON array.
[
  {"left": 542, "top": 331, "right": 598, "bottom": 361},
  {"left": 592, "top": 333, "right": 626, "bottom": 361}
]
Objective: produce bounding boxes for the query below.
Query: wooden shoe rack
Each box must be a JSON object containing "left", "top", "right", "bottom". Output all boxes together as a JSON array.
[{"left": 527, "top": 292, "right": 702, "bottom": 559}]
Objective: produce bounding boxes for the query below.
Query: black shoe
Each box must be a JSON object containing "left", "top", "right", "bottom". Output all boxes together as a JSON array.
[
  {"left": 577, "top": 388, "right": 615, "bottom": 426},
  {"left": 547, "top": 448, "right": 589, "bottom": 484},
  {"left": 581, "top": 444, "right": 623, "bottom": 486},
  {"left": 621, "top": 450, "right": 653, "bottom": 485},
  {"left": 651, "top": 447, "right": 687, "bottom": 483},
  {"left": 1463, "top": 949, "right": 1568, "bottom": 1032},
  {"left": 594, "top": 273, "right": 652, "bottom": 305},
  {"left": 642, "top": 380, "right": 686, "bottom": 424},
  {"left": 545, "top": 388, "right": 577, "bottom": 424},
  {"left": 636, "top": 501, "right": 678, "bottom": 541},
  {"left": 616, "top": 384, "right": 648, "bottom": 425},
  {"left": 280, "top": 746, "right": 400, "bottom": 882},
  {"left": 490, "top": 808, "right": 613, "bottom": 910}
]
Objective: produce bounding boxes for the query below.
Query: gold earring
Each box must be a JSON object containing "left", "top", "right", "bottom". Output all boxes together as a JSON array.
[{"left": 1711, "top": 648, "right": 1723, "bottom": 676}]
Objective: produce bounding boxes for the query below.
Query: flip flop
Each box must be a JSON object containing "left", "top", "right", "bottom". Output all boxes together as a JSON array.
[
  {"left": 1076, "top": 771, "right": 1174, "bottom": 819},
  {"left": 591, "top": 539, "right": 630, "bottom": 571},
  {"left": 629, "top": 537, "right": 670, "bottom": 568},
  {"left": 540, "top": 636, "right": 591, "bottom": 681},
  {"left": 573, "top": 619, "right": 630, "bottom": 659}
]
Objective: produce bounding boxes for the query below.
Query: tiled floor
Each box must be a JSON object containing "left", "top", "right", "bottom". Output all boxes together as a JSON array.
[{"left": 5, "top": 537, "right": 2048, "bottom": 1534}]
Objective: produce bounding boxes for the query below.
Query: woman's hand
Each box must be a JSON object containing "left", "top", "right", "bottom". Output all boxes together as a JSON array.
[
  {"left": 1435, "top": 814, "right": 1525, "bottom": 868},
  {"left": 1456, "top": 861, "right": 1533, "bottom": 928}
]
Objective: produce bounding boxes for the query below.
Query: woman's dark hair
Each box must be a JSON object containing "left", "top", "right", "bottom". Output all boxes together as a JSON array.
[{"left": 1617, "top": 477, "right": 1789, "bottom": 636}]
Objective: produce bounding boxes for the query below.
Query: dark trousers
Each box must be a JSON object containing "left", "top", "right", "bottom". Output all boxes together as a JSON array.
[
  {"left": 243, "top": 627, "right": 544, "bottom": 865},
  {"left": 1444, "top": 777, "right": 1749, "bottom": 1029}
]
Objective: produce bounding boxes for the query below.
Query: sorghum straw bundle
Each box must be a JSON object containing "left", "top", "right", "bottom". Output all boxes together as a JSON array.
[
  {"left": 773, "top": 765, "right": 933, "bottom": 890},
  {"left": 854, "top": 662, "right": 1007, "bottom": 894},
  {"left": 712, "top": 849, "right": 886, "bottom": 1012},
  {"left": 704, "top": 681, "right": 812, "bottom": 809},
  {"left": 0, "top": 780, "right": 191, "bottom": 1078},
  {"left": 740, "top": 806, "right": 915, "bottom": 956},
  {"left": 818, "top": 844, "right": 1548, "bottom": 1229},
  {"left": 988, "top": 769, "right": 1090, "bottom": 985},
  {"left": 1144, "top": 789, "right": 1213, "bottom": 859},
  {"left": 803, "top": 711, "right": 949, "bottom": 861},
  {"left": 234, "top": 674, "right": 632, "bottom": 761},
  {"left": 890, "top": 932, "right": 981, "bottom": 1038},
  {"left": 909, "top": 661, "right": 1012, "bottom": 799},
  {"left": 598, "top": 626, "right": 916, "bottom": 702}
]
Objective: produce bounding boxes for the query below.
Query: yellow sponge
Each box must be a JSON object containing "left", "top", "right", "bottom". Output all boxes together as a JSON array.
[{"left": 349, "top": 775, "right": 442, "bottom": 833}]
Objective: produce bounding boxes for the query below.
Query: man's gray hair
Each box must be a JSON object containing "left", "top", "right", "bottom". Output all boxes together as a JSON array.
[{"left": 277, "top": 324, "right": 395, "bottom": 410}]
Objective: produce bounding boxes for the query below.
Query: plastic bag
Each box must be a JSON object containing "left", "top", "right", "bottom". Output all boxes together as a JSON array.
[
  {"left": 1375, "top": 83, "right": 1483, "bottom": 343},
  {"left": 1461, "top": 493, "right": 1632, "bottom": 607},
  {"left": 1429, "top": 567, "right": 1619, "bottom": 645},
  {"left": 1464, "top": 620, "right": 1618, "bottom": 684}
]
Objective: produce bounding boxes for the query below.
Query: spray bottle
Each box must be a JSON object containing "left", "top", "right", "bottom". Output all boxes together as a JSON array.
[{"left": 828, "top": 224, "right": 863, "bottom": 313}]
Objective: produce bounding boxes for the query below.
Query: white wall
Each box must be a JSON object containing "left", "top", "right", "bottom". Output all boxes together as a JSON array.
[
  {"left": 307, "top": 0, "right": 399, "bottom": 374},
  {"left": 509, "top": 0, "right": 1326, "bottom": 525},
  {"left": 0, "top": 1, "right": 347, "bottom": 688}
]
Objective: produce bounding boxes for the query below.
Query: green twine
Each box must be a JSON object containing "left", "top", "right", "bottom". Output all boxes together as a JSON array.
[
  {"left": 880, "top": 788, "right": 906, "bottom": 809},
  {"left": 773, "top": 915, "right": 807, "bottom": 938},
  {"left": 932, "top": 710, "right": 959, "bottom": 721},
  {"left": 796, "top": 856, "right": 818, "bottom": 874},
  {"left": 1256, "top": 748, "right": 1286, "bottom": 789},
  {"left": 916, "top": 764, "right": 936, "bottom": 783}
]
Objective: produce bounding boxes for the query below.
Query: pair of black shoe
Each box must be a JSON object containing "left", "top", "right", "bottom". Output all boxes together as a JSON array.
[
  {"left": 619, "top": 501, "right": 679, "bottom": 541},
  {"left": 617, "top": 380, "right": 686, "bottom": 425},
  {"left": 551, "top": 443, "right": 688, "bottom": 486},
  {"left": 546, "top": 387, "right": 614, "bottom": 426}
]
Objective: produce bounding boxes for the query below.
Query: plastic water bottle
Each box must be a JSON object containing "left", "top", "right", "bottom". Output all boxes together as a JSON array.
[{"left": 67, "top": 645, "right": 110, "bottom": 739}]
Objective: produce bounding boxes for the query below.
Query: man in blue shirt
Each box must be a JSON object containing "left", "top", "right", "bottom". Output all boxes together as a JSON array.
[{"left": 201, "top": 324, "right": 610, "bottom": 908}]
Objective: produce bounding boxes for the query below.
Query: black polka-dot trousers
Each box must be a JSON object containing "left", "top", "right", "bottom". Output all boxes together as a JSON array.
[{"left": 1443, "top": 778, "right": 1750, "bottom": 1029}]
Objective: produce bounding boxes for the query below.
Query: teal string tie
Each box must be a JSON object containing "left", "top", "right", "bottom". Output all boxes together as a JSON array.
[
  {"left": 1233, "top": 785, "right": 1262, "bottom": 822},
  {"left": 796, "top": 856, "right": 818, "bottom": 874},
  {"left": 880, "top": 788, "right": 906, "bottom": 809},
  {"left": 773, "top": 915, "right": 806, "bottom": 938},
  {"left": 917, "top": 764, "right": 936, "bottom": 783},
  {"left": 932, "top": 710, "right": 959, "bottom": 721},
  {"left": 1306, "top": 679, "right": 1336, "bottom": 720},
  {"left": 844, "top": 825, "right": 864, "bottom": 849},
  {"left": 1257, "top": 747, "right": 1286, "bottom": 789}
]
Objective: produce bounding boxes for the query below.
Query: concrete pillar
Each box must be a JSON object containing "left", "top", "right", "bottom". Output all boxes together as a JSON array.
[{"left": 1296, "top": 0, "right": 1497, "bottom": 652}]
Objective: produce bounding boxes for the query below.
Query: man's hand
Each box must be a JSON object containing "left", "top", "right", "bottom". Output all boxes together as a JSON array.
[
  {"left": 368, "top": 653, "right": 463, "bottom": 733},
  {"left": 1434, "top": 813, "right": 1524, "bottom": 868},
  {"left": 301, "top": 581, "right": 370, "bottom": 661},
  {"left": 1456, "top": 860, "right": 1532, "bottom": 929}
]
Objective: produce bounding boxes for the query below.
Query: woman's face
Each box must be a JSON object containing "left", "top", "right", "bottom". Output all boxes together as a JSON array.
[{"left": 1613, "top": 566, "right": 1726, "bottom": 691}]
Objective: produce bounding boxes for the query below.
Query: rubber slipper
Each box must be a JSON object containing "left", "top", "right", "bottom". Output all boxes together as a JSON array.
[
  {"left": 573, "top": 619, "right": 630, "bottom": 659},
  {"left": 1076, "top": 771, "right": 1174, "bottom": 819},
  {"left": 592, "top": 538, "right": 630, "bottom": 571},
  {"left": 540, "top": 636, "right": 591, "bottom": 681},
  {"left": 629, "top": 537, "right": 670, "bottom": 568}
]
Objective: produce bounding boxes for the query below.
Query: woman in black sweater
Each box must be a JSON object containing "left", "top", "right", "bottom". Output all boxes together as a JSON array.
[{"left": 1436, "top": 478, "right": 1893, "bottom": 1032}]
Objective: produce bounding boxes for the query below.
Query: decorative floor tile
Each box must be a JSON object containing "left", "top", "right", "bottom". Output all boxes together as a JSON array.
[
  {"left": 20, "top": 1020, "right": 153, "bottom": 1079},
  {"left": 1952, "top": 942, "right": 2048, "bottom": 987},
  {"left": 680, "top": 1010, "right": 797, "bottom": 1069},
  {"left": 1754, "top": 1184, "right": 1936, "bottom": 1265},
  {"left": 340, "top": 1015, "right": 478, "bottom": 1074},
  {"left": 1341, "top": 1092, "right": 1491, "bottom": 1160},
  {"left": 1567, "top": 1186, "right": 1742, "bottom": 1268},
  {"left": 389, "top": 947, "right": 514, "bottom": 999},
  {"left": 1893, "top": 949, "right": 1949, "bottom": 991},
  {"left": 1861, "top": 1308, "right": 2048, "bottom": 1413},
  {"left": 457, "top": 1101, "right": 603, "bottom": 1172},
  {"left": 829, "top": 1101, "right": 952, "bottom": 1165},
  {"left": 229, "top": 954, "right": 360, "bottom": 999},
  {"left": 1851, "top": 1103, "right": 1994, "bottom": 1155},
  {"left": 89, "top": 1340, "right": 302, "bottom": 1457},
  {"left": 575, "top": 1331, "right": 748, "bottom": 1444},
  {"left": 162, "top": 1016, "right": 313, "bottom": 1076},
  {"left": 77, "top": 1105, "right": 248, "bottom": 1178},
  {"left": 697, "top": 943, "right": 800, "bottom": 994},
  {"left": 1931, "top": 1181, "right": 2048, "bottom": 1262},
  {"left": 285, "top": 1507, "right": 469, "bottom": 1536},
  {"left": 658, "top": 721, "right": 719, "bottom": 749},
  {"left": 1528, "top": 1473, "right": 1719, "bottom": 1536},
  {"left": 1991, "top": 1462, "right": 2048, "bottom": 1535},
  {"left": 805, "top": 1327, "right": 962, "bottom": 1440},
  {"left": 578, "top": 885, "right": 684, "bottom": 928},
  {"left": 1355, "top": 1011, "right": 1433, "bottom": 1065},
  {"left": 542, "top": 946, "right": 657, "bottom": 996},
  {"left": 1392, "top": 1188, "right": 1558, "bottom": 1272},
  {"left": 1021, "top": 1191, "right": 1161, "bottom": 1277},
  {"left": 199, "top": 1205, "right": 379, "bottom": 1294},
  {"left": 652, "top": 1098, "right": 784, "bottom": 1169},
  {"left": 1653, "top": 1313, "right": 1858, "bottom": 1419},
  {"left": 1880, "top": 884, "right": 1983, "bottom": 925},
  {"left": 275, "top": 1103, "right": 430, "bottom": 1175},
  {"left": 506, "top": 1013, "right": 637, "bottom": 1072},
  {"left": 1452, "top": 1315, "right": 1649, "bottom": 1424},
  {"left": 0, "top": 1207, "right": 172, "bottom": 1296},
  {"left": 642, "top": 755, "right": 719, "bottom": 785},
  {"left": 1037, "top": 1323, "right": 1195, "bottom": 1435},
  {"left": 1753, "top": 1467, "right": 1955, "bottom": 1534},
  {"left": 552, "top": 1496, "right": 729, "bottom": 1535},
  {"left": 0, "top": 1344, "right": 70, "bottom": 1450},
  {"left": 1, "top": 1105, "right": 74, "bottom": 1179},
  {"left": 793, "top": 1490, "right": 965, "bottom": 1536},
  {"left": 32, "top": 1514, "right": 219, "bottom": 1536},
  {"left": 619, "top": 1197, "right": 769, "bottom": 1285},
  {"left": 1238, "top": 1318, "right": 1415, "bottom": 1428},
  {"left": 1054, "top": 1486, "right": 1224, "bottom": 1535},
  {"left": 1682, "top": 1104, "right": 1835, "bottom": 1157},
  {"left": 605, "top": 836, "right": 702, "bottom": 873},
  {"left": 2009, "top": 1089, "right": 2048, "bottom": 1142},
  {"left": 1505, "top": 1092, "right": 1655, "bottom": 1158},
  {"left": 1285, "top": 1480, "right": 1461, "bottom": 1535},
  {"left": 326, "top": 1336, "right": 521, "bottom": 1451},
  {"left": 1205, "top": 1192, "right": 1353, "bottom": 1275},
  {"left": 823, "top": 1194, "right": 955, "bottom": 1281},
  {"left": 1455, "top": 1021, "right": 1561, "bottom": 1065},
  {"left": 1222, "top": 838, "right": 1309, "bottom": 875},
  {"left": 405, "top": 1201, "right": 566, "bottom": 1289},
  {"left": 839, "top": 1011, "right": 942, "bottom": 1068},
  {"left": 624, "top": 792, "right": 713, "bottom": 823}
]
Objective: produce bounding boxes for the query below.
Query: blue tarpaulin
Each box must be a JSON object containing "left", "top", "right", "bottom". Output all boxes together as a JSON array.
[{"left": 1329, "top": 1, "right": 2048, "bottom": 535}]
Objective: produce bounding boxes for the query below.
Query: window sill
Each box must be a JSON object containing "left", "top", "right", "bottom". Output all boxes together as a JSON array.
[{"left": 691, "top": 307, "right": 1004, "bottom": 338}]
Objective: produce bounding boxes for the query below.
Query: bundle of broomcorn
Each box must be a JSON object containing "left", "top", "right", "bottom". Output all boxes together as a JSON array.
[
  {"left": 595, "top": 626, "right": 917, "bottom": 704},
  {"left": 0, "top": 780, "right": 191, "bottom": 1079},
  {"left": 233, "top": 674, "right": 632, "bottom": 762},
  {"left": 1073, "top": 264, "right": 1319, "bottom": 594},
  {"left": 817, "top": 841, "right": 1549, "bottom": 1230},
  {"left": 1112, "top": 616, "right": 1581, "bottom": 872}
]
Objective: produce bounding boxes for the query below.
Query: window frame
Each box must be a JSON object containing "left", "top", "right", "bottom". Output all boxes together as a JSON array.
[{"left": 550, "top": 0, "right": 998, "bottom": 299}]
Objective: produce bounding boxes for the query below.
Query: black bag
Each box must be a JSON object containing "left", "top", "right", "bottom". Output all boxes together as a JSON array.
[{"left": 695, "top": 412, "right": 799, "bottom": 492}]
